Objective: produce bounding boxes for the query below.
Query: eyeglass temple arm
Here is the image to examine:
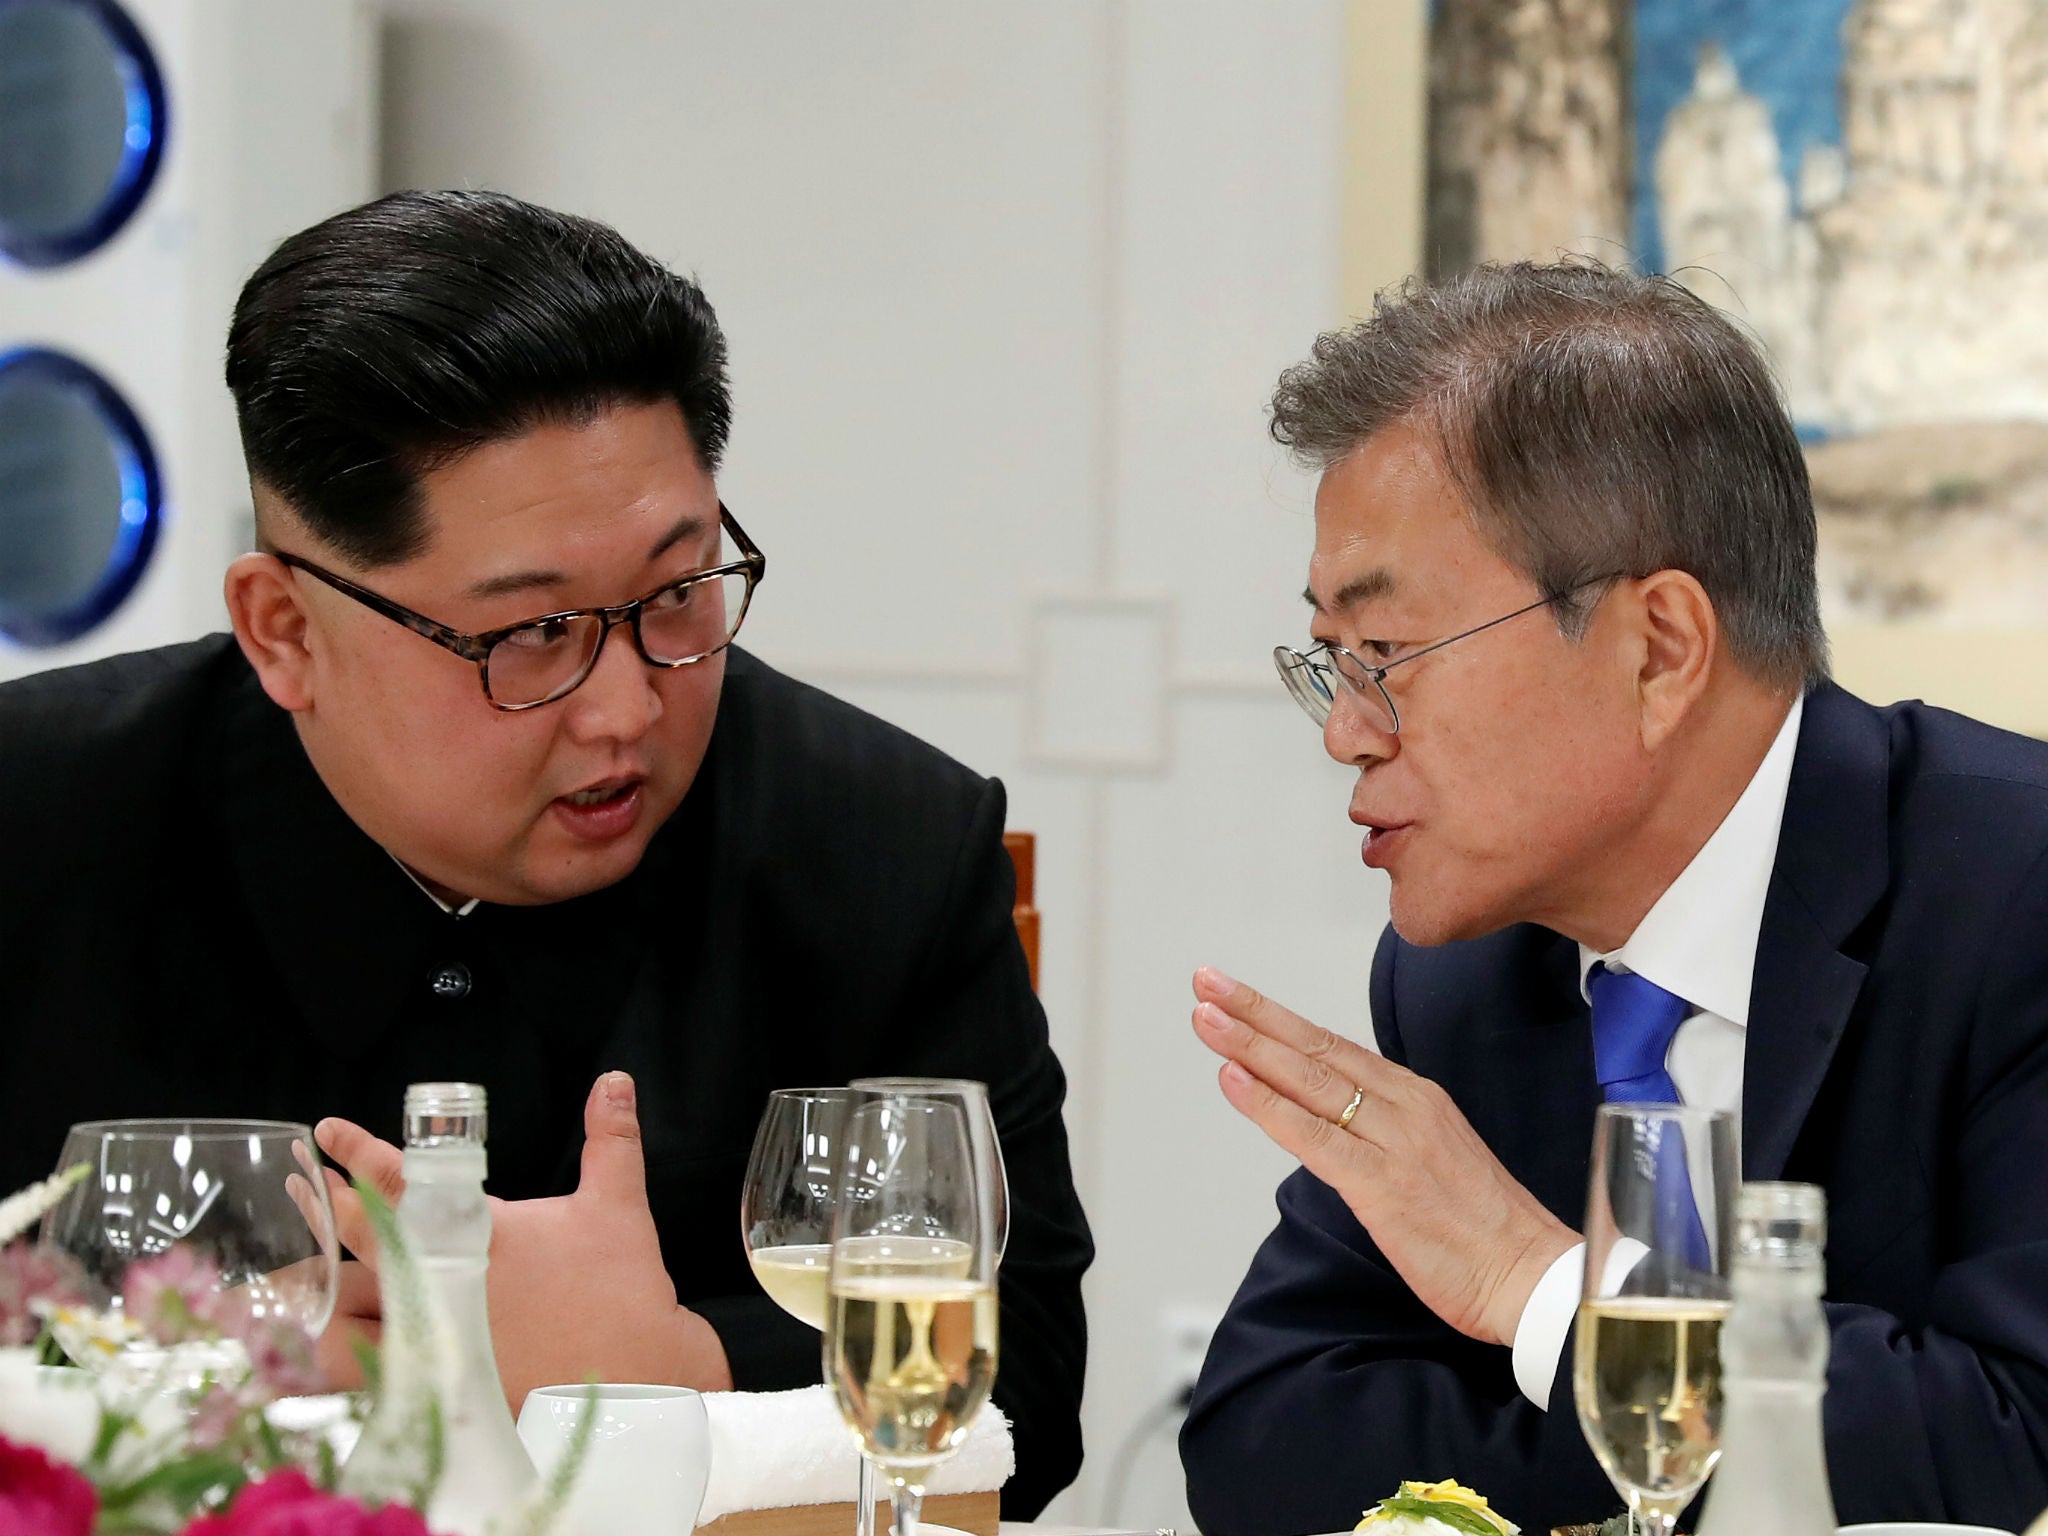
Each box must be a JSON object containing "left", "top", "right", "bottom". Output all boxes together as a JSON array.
[{"left": 274, "top": 553, "right": 491, "bottom": 662}]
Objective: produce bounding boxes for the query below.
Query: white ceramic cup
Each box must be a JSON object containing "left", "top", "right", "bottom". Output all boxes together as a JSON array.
[
  {"left": 1839, "top": 1524, "right": 2017, "bottom": 1535},
  {"left": 517, "top": 1383, "right": 712, "bottom": 1536}
]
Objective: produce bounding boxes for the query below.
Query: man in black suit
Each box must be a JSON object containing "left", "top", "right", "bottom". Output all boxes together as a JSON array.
[
  {"left": 1180, "top": 261, "right": 2048, "bottom": 1533},
  {"left": 0, "top": 190, "right": 1089, "bottom": 1516}
]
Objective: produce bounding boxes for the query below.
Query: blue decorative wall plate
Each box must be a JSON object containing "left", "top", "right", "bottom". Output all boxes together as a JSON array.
[
  {"left": 0, "top": 347, "right": 164, "bottom": 646},
  {"left": 0, "top": 0, "right": 169, "bottom": 268}
]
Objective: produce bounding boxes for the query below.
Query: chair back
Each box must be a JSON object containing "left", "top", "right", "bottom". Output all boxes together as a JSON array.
[{"left": 1002, "top": 831, "right": 1040, "bottom": 992}]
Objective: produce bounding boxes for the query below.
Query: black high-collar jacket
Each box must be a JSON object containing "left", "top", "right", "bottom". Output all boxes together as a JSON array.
[{"left": 0, "top": 636, "right": 1092, "bottom": 1516}]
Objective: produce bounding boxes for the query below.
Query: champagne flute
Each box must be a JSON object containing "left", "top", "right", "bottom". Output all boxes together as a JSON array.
[
  {"left": 847, "top": 1079, "right": 1008, "bottom": 1261},
  {"left": 845, "top": 1078, "right": 1007, "bottom": 1535},
  {"left": 1573, "top": 1103, "right": 1739, "bottom": 1536},
  {"left": 826, "top": 1094, "right": 998, "bottom": 1536}
]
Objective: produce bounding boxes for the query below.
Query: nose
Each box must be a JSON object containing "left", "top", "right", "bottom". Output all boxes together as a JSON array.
[
  {"left": 1322, "top": 686, "right": 1395, "bottom": 769},
  {"left": 562, "top": 616, "right": 663, "bottom": 744}
]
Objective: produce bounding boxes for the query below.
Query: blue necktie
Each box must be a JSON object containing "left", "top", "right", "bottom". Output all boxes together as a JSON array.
[
  {"left": 1588, "top": 963, "right": 1711, "bottom": 1268},
  {"left": 1588, "top": 963, "right": 1690, "bottom": 1105}
]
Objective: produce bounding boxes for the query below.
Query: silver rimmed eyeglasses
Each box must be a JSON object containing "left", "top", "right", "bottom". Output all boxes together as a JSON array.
[
  {"left": 1274, "top": 575, "right": 1618, "bottom": 733},
  {"left": 273, "top": 502, "right": 765, "bottom": 711}
]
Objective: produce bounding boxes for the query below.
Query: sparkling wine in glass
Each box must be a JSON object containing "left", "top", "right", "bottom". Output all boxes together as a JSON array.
[
  {"left": 1573, "top": 1103, "right": 1739, "bottom": 1536},
  {"left": 826, "top": 1094, "right": 999, "bottom": 1536},
  {"left": 38, "top": 1117, "right": 340, "bottom": 1389}
]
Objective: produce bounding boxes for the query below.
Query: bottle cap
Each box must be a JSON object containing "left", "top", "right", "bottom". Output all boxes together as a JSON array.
[
  {"left": 1734, "top": 1180, "right": 1825, "bottom": 1264},
  {"left": 404, "top": 1082, "right": 488, "bottom": 1148}
]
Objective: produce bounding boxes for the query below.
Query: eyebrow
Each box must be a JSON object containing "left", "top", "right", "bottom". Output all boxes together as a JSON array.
[
  {"left": 1303, "top": 568, "right": 1395, "bottom": 613},
  {"left": 463, "top": 513, "right": 713, "bottom": 601}
]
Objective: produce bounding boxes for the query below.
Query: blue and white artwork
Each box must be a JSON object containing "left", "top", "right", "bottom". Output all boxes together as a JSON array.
[
  {"left": 1631, "top": 0, "right": 1857, "bottom": 277},
  {"left": 1425, "top": 0, "right": 2048, "bottom": 624}
]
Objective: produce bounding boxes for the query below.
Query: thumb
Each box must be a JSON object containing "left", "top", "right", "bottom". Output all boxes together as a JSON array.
[{"left": 577, "top": 1070, "right": 649, "bottom": 1205}]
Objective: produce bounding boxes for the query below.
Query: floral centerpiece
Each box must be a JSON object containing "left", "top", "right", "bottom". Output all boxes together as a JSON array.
[{"left": 0, "top": 1166, "right": 583, "bottom": 1536}]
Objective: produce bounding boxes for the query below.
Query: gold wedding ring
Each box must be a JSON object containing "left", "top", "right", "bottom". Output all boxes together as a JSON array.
[{"left": 1336, "top": 1086, "right": 1364, "bottom": 1130}]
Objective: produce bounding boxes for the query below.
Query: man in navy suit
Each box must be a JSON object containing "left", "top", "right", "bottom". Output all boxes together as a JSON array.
[{"left": 1180, "top": 260, "right": 2048, "bottom": 1535}]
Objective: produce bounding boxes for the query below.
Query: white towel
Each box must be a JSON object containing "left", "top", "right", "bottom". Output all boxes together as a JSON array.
[{"left": 695, "top": 1386, "right": 1013, "bottom": 1525}]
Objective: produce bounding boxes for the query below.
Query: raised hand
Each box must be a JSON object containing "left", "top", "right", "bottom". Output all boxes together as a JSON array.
[
  {"left": 313, "top": 1070, "right": 732, "bottom": 1409},
  {"left": 1191, "top": 966, "right": 1577, "bottom": 1346}
]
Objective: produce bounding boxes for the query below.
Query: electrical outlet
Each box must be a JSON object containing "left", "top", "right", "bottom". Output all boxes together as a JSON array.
[{"left": 1162, "top": 1303, "right": 1224, "bottom": 1404}]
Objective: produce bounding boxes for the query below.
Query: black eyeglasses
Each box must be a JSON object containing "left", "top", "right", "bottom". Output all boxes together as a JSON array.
[
  {"left": 1273, "top": 575, "right": 1619, "bottom": 734},
  {"left": 274, "top": 503, "right": 766, "bottom": 711}
]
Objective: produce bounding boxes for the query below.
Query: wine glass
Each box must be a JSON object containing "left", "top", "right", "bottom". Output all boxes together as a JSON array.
[
  {"left": 38, "top": 1118, "right": 340, "bottom": 1389},
  {"left": 1573, "top": 1103, "right": 1739, "bottom": 1536},
  {"left": 745, "top": 1087, "right": 890, "bottom": 1536},
  {"left": 743, "top": 1088, "right": 857, "bottom": 1332},
  {"left": 826, "top": 1094, "right": 999, "bottom": 1536}
]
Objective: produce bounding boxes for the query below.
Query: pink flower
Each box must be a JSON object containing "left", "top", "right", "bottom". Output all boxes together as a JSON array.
[
  {"left": 123, "top": 1246, "right": 229, "bottom": 1343},
  {"left": 244, "top": 1319, "right": 327, "bottom": 1400},
  {"left": 186, "top": 1381, "right": 247, "bottom": 1452},
  {"left": 182, "top": 1469, "right": 437, "bottom": 1536},
  {"left": 0, "top": 1433, "right": 97, "bottom": 1536},
  {"left": 0, "top": 1243, "right": 88, "bottom": 1348}
]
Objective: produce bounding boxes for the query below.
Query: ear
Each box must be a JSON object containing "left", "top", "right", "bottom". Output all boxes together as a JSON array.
[
  {"left": 225, "top": 553, "right": 317, "bottom": 711},
  {"left": 1632, "top": 569, "right": 1718, "bottom": 751}
]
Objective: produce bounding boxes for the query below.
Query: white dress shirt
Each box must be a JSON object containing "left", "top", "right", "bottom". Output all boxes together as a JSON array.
[
  {"left": 1508, "top": 693, "right": 1804, "bottom": 1406},
  {"left": 389, "top": 851, "right": 482, "bottom": 918}
]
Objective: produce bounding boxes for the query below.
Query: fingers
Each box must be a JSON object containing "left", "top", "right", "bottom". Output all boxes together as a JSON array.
[
  {"left": 577, "top": 1071, "right": 648, "bottom": 1205},
  {"left": 315, "top": 1118, "right": 405, "bottom": 1203},
  {"left": 1191, "top": 973, "right": 1391, "bottom": 1129},
  {"left": 1193, "top": 966, "right": 1305, "bottom": 1030},
  {"left": 1215, "top": 1060, "right": 1368, "bottom": 1189},
  {"left": 322, "top": 1166, "right": 380, "bottom": 1266},
  {"left": 1194, "top": 967, "right": 1375, "bottom": 1072},
  {"left": 284, "top": 1171, "right": 335, "bottom": 1256}
]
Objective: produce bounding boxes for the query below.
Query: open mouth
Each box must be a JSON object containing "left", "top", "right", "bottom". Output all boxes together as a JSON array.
[
  {"left": 1356, "top": 818, "right": 1413, "bottom": 867},
  {"left": 550, "top": 776, "right": 647, "bottom": 842},
  {"left": 561, "top": 782, "right": 636, "bottom": 807}
]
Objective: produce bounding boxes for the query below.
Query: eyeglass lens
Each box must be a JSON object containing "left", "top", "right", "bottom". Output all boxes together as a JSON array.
[
  {"left": 485, "top": 569, "right": 752, "bottom": 707},
  {"left": 1272, "top": 647, "right": 1395, "bottom": 734}
]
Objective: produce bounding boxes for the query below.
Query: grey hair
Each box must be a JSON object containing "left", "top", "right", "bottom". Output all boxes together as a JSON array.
[{"left": 1271, "top": 258, "right": 1828, "bottom": 689}]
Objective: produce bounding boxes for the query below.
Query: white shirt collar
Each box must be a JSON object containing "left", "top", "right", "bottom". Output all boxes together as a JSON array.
[
  {"left": 387, "top": 851, "right": 482, "bottom": 919},
  {"left": 1576, "top": 694, "right": 1804, "bottom": 1028}
]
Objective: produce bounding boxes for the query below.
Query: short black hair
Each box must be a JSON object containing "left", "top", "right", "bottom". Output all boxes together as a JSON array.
[
  {"left": 225, "top": 189, "right": 731, "bottom": 567},
  {"left": 1271, "top": 258, "right": 1826, "bottom": 689}
]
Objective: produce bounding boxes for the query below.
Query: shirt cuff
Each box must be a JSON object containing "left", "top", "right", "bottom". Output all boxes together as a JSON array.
[{"left": 1512, "top": 1241, "right": 1585, "bottom": 1408}]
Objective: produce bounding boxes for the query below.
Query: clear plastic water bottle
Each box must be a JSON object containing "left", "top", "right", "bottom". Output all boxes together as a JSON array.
[
  {"left": 1693, "top": 1181, "right": 1838, "bottom": 1536},
  {"left": 342, "top": 1082, "right": 537, "bottom": 1534}
]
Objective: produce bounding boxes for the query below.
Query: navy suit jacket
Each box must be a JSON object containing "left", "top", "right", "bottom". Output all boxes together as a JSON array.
[{"left": 1182, "top": 683, "right": 2048, "bottom": 1536}]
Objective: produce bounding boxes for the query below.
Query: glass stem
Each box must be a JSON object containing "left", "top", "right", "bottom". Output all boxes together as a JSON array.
[
  {"left": 1630, "top": 1493, "right": 1680, "bottom": 1536},
  {"left": 888, "top": 1473, "right": 925, "bottom": 1536},
  {"left": 856, "top": 1455, "right": 876, "bottom": 1536}
]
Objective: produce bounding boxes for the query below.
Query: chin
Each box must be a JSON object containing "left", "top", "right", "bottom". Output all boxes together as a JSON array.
[
  {"left": 1385, "top": 885, "right": 1511, "bottom": 948},
  {"left": 528, "top": 845, "right": 651, "bottom": 904}
]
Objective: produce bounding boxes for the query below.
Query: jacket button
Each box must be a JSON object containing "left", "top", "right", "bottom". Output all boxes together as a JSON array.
[{"left": 429, "top": 963, "right": 473, "bottom": 999}]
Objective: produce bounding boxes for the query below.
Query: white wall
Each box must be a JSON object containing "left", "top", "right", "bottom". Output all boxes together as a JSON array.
[{"left": 379, "top": 3, "right": 1411, "bottom": 1525}]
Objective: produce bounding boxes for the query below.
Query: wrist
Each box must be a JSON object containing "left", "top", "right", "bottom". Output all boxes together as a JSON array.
[
  {"left": 666, "top": 1304, "right": 733, "bottom": 1392},
  {"left": 1487, "top": 1220, "right": 1580, "bottom": 1347}
]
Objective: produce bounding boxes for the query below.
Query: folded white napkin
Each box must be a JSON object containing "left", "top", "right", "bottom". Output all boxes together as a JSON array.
[{"left": 695, "top": 1385, "right": 1013, "bottom": 1525}]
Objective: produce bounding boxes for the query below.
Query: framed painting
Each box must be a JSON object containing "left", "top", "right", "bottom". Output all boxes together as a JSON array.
[{"left": 1346, "top": 0, "right": 2048, "bottom": 735}]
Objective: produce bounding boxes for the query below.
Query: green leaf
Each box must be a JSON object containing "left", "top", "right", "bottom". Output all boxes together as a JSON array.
[
  {"left": 98, "top": 1451, "right": 248, "bottom": 1517},
  {"left": 1374, "top": 1496, "right": 1507, "bottom": 1536}
]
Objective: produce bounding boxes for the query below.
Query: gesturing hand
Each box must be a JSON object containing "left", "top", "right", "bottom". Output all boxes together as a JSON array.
[
  {"left": 1191, "top": 966, "right": 1576, "bottom": 1347},
  {"left": 312, "top": 1070, "right": 733, "bottom": 1410}
]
